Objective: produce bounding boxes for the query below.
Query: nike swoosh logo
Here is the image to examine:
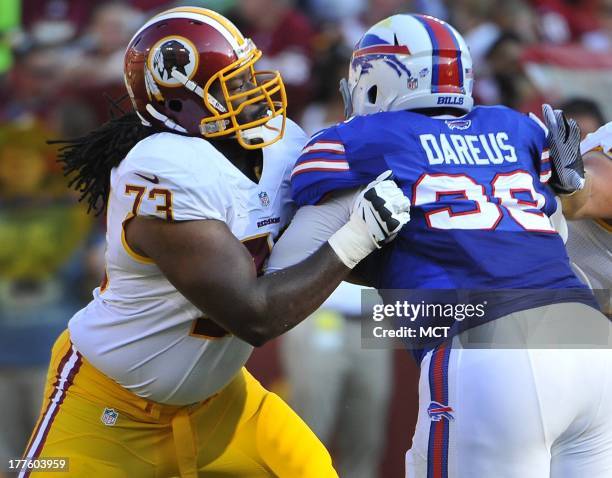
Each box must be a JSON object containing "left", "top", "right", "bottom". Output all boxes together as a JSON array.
[{"left": 135, "top": 173, "right": 160, "bottom": 184}]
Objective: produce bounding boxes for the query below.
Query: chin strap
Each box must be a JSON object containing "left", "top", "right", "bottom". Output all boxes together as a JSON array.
[
  {"left": 145, "top": 104, "right": 188, "bottom": 133},
  {"left": 339, "top": 78, "right": 353, "bottom": 119}
]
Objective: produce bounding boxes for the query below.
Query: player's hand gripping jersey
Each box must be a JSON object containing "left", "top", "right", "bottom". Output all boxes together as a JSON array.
[
  {"left": 69, "top": 119, "right": 305, "bottom": 406},
  {"left": 292, "top": 106, "right": 596, "bottom": 323}
]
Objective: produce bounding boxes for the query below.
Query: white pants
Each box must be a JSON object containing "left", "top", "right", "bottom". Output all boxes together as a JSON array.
[{"left": 405, "top": 302, "right": 612, "bottom": 478}]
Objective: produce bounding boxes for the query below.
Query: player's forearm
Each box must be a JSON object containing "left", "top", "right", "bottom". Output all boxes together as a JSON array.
[{"left": 225, "top": 243, "right": 350, "bottom": 346}]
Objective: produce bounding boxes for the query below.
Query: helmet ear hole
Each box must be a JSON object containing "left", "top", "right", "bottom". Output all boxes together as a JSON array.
[
  {"left": 367, "top": 85, "right": 377, "bottom": 104},
  {"left": 168, "top": 99, "right": 183, "bottom": 112}
]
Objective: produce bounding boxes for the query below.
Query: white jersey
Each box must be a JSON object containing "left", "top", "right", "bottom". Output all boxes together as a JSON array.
[
  {"left": 69, "top": 118, "right": 306, "bottom": 405},
  {"left": 567, "top": 219, "right": 611, "bottom": 290},
  {"left": 566, "top": 123, "right": 612, "bottom": 293},
  {"left": 580, "top": 122, "right": 612, "bottom": 157}
]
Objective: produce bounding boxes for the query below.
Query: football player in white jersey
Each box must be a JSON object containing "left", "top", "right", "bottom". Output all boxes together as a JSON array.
[
  {"left": 21, "top": 7, "right": 410, "bottom": 478},
  {"left": 542, "top": 109, "right": 611, "bottom": 305},
  {"left": 542, "top": 108, "right": 612, "bottom": 219}
]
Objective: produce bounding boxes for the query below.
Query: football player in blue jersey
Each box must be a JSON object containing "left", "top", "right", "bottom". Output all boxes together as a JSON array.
[{"left": 268, "top": 14, "right": 612, "bottom": 478}]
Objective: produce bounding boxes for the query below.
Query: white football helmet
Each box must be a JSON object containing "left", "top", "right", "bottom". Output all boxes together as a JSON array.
[{"left": 340, "top": 14, "right": 474, "bottom": 117}]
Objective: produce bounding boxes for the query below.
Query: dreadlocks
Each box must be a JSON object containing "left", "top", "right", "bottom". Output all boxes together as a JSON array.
[{"left": 52, "top": 109, "right": 157, "bottom": 215}]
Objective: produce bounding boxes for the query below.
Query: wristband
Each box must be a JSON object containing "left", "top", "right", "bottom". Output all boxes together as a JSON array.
[{"left": 327, "top": 218, "right": 376, "bottom": 269}]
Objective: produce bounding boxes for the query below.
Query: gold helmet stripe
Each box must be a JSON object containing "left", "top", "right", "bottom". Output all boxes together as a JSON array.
[{"left": 158, "top": 7, "right": 245, "bottom": 46}]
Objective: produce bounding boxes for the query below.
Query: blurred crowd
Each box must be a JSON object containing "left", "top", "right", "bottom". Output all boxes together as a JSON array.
[
  {"left": 0, "top": 0, "right": 609, "bottom": 477},
  {"left": 1, "top": 0, "right": 611, "bottom": 132}
]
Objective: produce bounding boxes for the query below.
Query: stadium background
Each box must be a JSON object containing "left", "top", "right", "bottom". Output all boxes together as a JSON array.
[{"left": 0, "top": 0, "right": 609, "bottom": 476}]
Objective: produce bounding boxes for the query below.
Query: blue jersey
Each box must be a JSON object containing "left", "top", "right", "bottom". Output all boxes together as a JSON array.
[{"left": 292, "top": 106, "right": 597, "bottom": 351}]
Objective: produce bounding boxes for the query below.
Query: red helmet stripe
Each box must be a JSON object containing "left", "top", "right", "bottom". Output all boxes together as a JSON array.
[
  {"left": 415, "top": 15, "right": 463, "bottom": 95},
  {"left": 353, "top": 45, "right": 411, "bottom": 58}
]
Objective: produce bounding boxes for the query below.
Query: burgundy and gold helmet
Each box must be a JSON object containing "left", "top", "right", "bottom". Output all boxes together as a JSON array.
[{"left": 124, "top": 7, "right": 287, "bottom": 149}]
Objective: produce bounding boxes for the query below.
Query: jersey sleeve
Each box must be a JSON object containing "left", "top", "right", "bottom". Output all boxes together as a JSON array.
[
  {"left": 114, "top": 137, "right": 227, "bottom": 222},
  {"left": 580, "top": 122, "right": 612, "bottom": 157},
  {"left": 526, "top": 112, "right": 552, "bottom": 183},
  {"left": 291, "top": 122, "right": 382, "bottom": 206},
  {"left": 291, "top": 126, "right": 356, "bottom": 206}
]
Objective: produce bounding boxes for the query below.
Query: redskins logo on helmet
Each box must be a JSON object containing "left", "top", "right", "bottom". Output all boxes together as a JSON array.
[
  {"left": 148, "top": 37, "right": 198, "bottom": 87},
  {"left": 124, "top": 7, "right": 287, "bottom": 149}
]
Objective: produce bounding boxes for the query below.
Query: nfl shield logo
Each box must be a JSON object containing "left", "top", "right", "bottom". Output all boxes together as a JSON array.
[
  {"left": 407, "top": 77, "right": 418, "bottom": 90},
  {"left": 101, "top": 408, "right": 119, "bottom": 426},
  {"left": 258, "top": 191, "right": 270, "bottom": 207}
]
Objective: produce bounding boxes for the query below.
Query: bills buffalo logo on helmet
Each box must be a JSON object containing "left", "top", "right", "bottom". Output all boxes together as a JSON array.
[{"left": 149, "top": 36, "right": 198, "bottom": 86}]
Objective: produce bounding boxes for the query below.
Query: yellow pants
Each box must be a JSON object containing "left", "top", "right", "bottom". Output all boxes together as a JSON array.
[{"left": 22, "top": 330, "right": 337, "bottom": 478}]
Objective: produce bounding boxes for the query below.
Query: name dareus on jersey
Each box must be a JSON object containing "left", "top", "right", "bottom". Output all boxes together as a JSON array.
[
  {"left": 291, "top": 105, "right": 599, "bottom": 355},
  {"left": 420, "top": 126, "right": 517, "bottom": 166}
]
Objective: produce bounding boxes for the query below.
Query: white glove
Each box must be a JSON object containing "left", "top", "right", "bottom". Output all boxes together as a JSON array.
[
  {"left": 328, "top": 170, "right": 411, "bottom": 269},
  {"left": 542, "top": 103, "right": 586, "bottom": 195}
]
